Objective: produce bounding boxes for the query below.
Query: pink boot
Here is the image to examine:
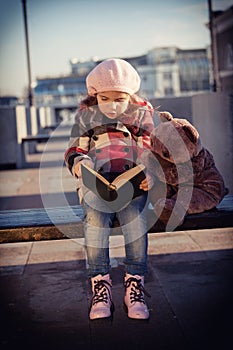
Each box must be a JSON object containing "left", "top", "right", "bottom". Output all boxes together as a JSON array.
[
  {"left": 124, "top": 273, "right": 150, "bottom": 319},
  {"left": 89, "top": 274, "right": 114, "bottom": 320}
]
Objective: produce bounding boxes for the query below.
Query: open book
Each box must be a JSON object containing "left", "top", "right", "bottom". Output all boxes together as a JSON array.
[{"left": 81, "top": 163, "right": 146, "bottom": 207}]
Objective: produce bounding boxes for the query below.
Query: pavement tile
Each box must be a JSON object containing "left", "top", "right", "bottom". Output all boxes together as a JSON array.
[
  {"left": 148, "top": 231, "right": 201, "bottom": 255},
  {"left": 187, "top": 227, "right": 233, "bottom": 250},
  {"left": 1, "top": 237, "right": 232, "bottom": 350},
  {"left": 0, "top": 241, "right": 32, "bottom": 275},
  {"left": 28, "top": 239, "right": 85, "bottom": 264},
  {"left": 150, "top": 249, "right": 233, "bottom": 350}
]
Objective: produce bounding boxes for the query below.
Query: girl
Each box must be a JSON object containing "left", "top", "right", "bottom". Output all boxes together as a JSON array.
[{"left": 65, "top": 58, "right": 154, "bottom": 320}]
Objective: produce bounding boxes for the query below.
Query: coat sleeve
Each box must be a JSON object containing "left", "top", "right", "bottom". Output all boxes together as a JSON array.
[{"left": 64, "top": 109, "right": 92, "bottom": 174}]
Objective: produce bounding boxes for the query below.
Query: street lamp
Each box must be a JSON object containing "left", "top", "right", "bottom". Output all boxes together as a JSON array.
[
  {"left": 207, "top": 0, "right": 218, "bottom": 92},
  {"left": 21, "top": 0, "right": 33, "bottom": 106}
]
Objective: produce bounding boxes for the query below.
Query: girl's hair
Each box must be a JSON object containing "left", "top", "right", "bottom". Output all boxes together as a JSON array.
[{"left": 80, "top": 95, "right": 97, "bottom": 108}]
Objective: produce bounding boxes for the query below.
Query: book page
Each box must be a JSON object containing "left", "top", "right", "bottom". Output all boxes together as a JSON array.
[
  {"left": 81, "top": 163, "right": 146, "bottom": 192},
  {"left": 81, "top": 164, "right": 110, "bottom": 186},
  {"left": 112, "top": 164, "right": 146, "bottom": 189}
]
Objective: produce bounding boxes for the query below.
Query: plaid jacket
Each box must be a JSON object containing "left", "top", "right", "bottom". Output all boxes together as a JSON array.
[{"left": 64, "top": 101, "right": 154, "bottom": 177}]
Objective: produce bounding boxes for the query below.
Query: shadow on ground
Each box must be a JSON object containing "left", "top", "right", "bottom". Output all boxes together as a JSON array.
[
  {"left": 0, "top": 192, "right": 79, "bottom": 211},
  {"left": 1, "top": 249, "right": 232, "bottom": 350}
]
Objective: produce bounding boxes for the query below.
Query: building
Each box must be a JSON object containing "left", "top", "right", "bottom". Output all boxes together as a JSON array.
[
  {"left": 33, "top": 58, "right": 98, "bottom": 107},
  {"left": 33, "top": 75, "right": 86, "bottom": 107},
  {"left": 33, "top": 46, "right": 210, "bottom": 107},
  {"left": 0, "top": 96, "right": 19, "bottom": 107},
  {"left": 209, "top": 5, "right": 233, "bottom": 93},
  {"left": 135, "top": 47, "right": 210, "bottom": 98}
]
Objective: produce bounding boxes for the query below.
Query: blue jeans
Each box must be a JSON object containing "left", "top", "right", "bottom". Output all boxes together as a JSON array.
[{"left": 83, "top": 193, "right": 148, "bottom": 277}]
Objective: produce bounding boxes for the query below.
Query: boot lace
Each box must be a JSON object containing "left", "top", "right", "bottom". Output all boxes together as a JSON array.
[
  {"left": 91, "top": 279, "right": 113, "bottom": 306},
  {"left": 124, "top": 277, "right": 151, "bottom": 304}
]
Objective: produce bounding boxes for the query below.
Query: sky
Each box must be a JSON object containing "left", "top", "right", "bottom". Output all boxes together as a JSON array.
[{"left": 0, "top": 0, "right": 232, "bottom": 97}]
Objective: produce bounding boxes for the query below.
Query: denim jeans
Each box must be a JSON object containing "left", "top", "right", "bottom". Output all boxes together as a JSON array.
[{"left": 83, "top": 193, "right": 148, "bottom": 277}]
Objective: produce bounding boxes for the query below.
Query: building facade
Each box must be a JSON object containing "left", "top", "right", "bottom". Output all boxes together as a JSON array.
[
  {"left": 33, "top": 46, "right": 210, "bottom": 107},
  {"left": 210, "top": 5, "right": 233, "bottom": 93},
  {"left": 136, "top": 47, "right": 209, "bottom": 98},
  {"left": 33, "top": 75, "right": 86, "bottom": 107}
]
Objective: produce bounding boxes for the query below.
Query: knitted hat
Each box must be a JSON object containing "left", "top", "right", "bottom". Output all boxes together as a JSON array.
[{"left": 86, "top": 58, "right": 141, "bottom": 96}]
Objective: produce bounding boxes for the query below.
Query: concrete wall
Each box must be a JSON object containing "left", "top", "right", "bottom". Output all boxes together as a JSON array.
[
  {"left": 15, "top": 105, "right": 30, "bottom": 167},
  {"left": 0, "top": 106, "right": 40, "bottom": 169},
  {"left": 150, "top": 95, "right": 193, "bottom": 122},
  {"left": 150, "top": 93, "right": 233, "bottom": 193},
  {"left": 39, "top": 107, "right": 56, "bottom": 128},
  {"left": 30, "top": 106, "right": 40, "bottom": 135},
  {"left": 0, "top": 107, "right": 18, "bottom": 168},
  {"left": 192, "top": 92, "right": 233, "bottom": 193}
]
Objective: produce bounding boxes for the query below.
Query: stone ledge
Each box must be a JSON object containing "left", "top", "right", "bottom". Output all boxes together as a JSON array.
[{"left": 0, "top": 195, "right": 233, "bottom": 243}]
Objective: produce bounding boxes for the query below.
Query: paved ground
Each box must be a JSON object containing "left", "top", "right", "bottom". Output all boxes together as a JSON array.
[
  {"left": 1, "top": 229, "right": 233, "bottom": 350},
  {"left": 0, "top": 130, "right": 233, "bottom": 350},
  {"left": 0, "top": 126, "right": 78, "bottom": 211}
]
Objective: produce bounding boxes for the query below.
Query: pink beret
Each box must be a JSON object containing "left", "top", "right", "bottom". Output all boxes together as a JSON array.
[{"left": 86, "top": 58, "right": 141, "bottom": 96}]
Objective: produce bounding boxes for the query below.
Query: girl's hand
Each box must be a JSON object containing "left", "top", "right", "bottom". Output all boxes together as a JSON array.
[
  {"left": 139, "top": 173, "right": 154, "bottom": 191},
  {"left": 73, "top": 158, "right": 94, "bottom": 177}
]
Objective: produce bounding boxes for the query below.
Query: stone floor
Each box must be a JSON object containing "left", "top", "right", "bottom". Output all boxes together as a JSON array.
[{"left": 1, "top": 228, "right": 233, "bottom": 350}]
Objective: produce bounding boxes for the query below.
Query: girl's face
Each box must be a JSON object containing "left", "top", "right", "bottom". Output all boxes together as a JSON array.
[{"left": 96, "top": 91, "right": 130, "bottom": 119}]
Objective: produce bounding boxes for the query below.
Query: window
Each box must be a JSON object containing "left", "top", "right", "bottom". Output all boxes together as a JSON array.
[{"left": 163, "top": 72, "right": 172, "bottom": 81}]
